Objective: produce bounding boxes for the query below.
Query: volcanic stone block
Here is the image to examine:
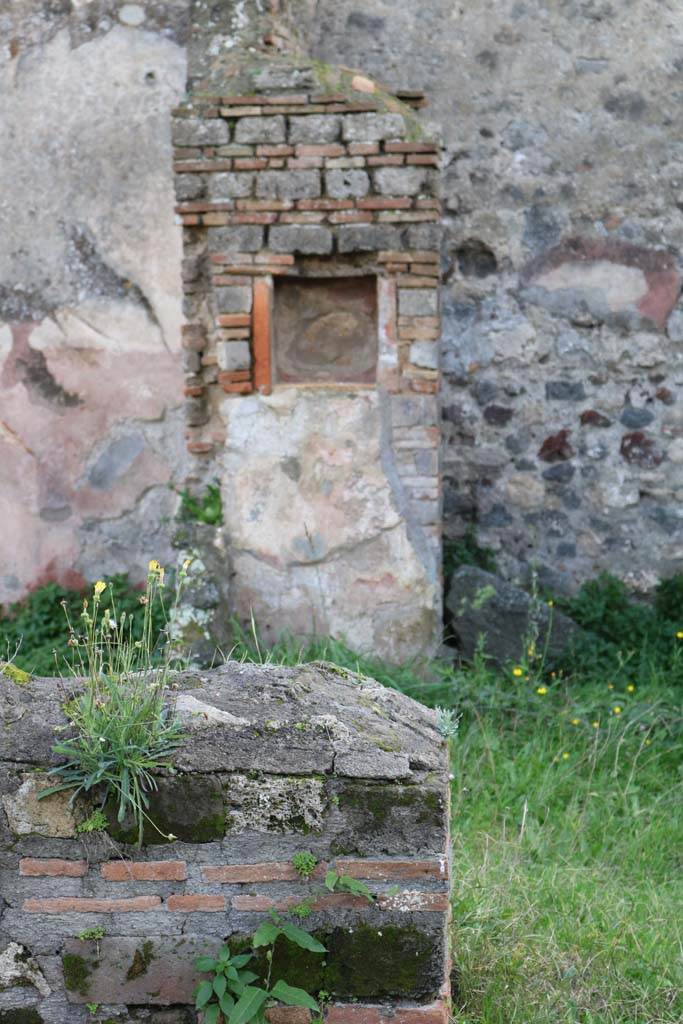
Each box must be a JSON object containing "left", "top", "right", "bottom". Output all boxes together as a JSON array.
[
  {"left": 268, "top": 225, "right": 333, "bottom": 255},
  {"left": 342, "top": 113, "right": 406, "bottom": 142},
  {"left": 172, "top": 118, "right": 230, "bottom": 146},
  {"left": 208, "top": 172, "right": 254, "bottom": 199},
  {"left": 234, "top": 115, "right": 286, "bottom": 144},
  {"left": 325, "top": 169, "right": 370, "bottom": 198},
  {"left": 256, "top": 170, "right": 321, "bottom": 200},
  {"left": 289, "top": 114, "right": 341, "bottom": 143}
]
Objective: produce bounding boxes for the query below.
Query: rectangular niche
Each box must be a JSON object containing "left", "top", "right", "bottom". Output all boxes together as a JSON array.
[{"left": 272, "top": 275, "right": 378, "bottom": 385}]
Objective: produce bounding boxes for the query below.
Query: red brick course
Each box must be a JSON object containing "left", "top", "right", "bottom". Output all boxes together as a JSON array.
[
  {"left": 19, "top": 858, "right": 87, "bottom": 878},
  {"left": 23, "top": 896, "right": 161, "bottom": 914},
  {"left": 335, "top": 859, "right": 448, "bottom": 880},
  {"left": 100, "top": 860, "right": 187, "bottom": 882},
  {"left": 166, "top": 894, "right": 225, "bottom": 912}
]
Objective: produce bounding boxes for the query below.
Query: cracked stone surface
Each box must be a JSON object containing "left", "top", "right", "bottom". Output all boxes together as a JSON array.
[{"left": 220, "top": 388, "right": 440, "bottom": 661}]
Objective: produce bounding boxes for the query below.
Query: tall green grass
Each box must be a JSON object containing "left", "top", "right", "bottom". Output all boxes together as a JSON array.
[{"left": 229, "top": 622, "right": 683, "bottom": 1024}]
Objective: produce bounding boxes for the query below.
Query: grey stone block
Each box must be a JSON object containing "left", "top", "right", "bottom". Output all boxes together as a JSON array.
[
  {"left": 399, "top": 289, "right": 438, "bottom": 316},
  {"left": 208, "top": 172, "right": 254, "bottom": 199},
  {"left": 337, "top": 223, "right": 400, "bottom": 253},
  {"left": 207, "top": 225, "right": 263, "bottom": 252},
  {"left": 342, "top": 113, "right": 406, "bottom": 142},
  {"left": 215, "top": 285, "right": 252, "bottom": 313},
  {"left": 217, "top": 341, "right": 251, "bottom": 371},
  {"left": 375, "top": 166, "right": 431, "bottom": 196},
  {"left": 325, "top": 169, "right": 370, "bottom": 199},
  {"left": 289, "top": 114, "right": 341, "bottom": 143},
  {"left": 407, "top": 223, "right": 441, "bottom": 249},
  {"left": 409, "top": 341, "right": 439, "bottom": 369},
  {"left": 175, "top": 174, "right": 204, "bottom": 201},
  {"left": 234, "top": 115, "right": 286, "bottom": 144},
  {"left": 446, "top": 565, "right": 582, "bottom": 665},
  {"left": 269, "top": 225, "right": 333, "bottom": 254},
  {"left": 172, "top": 118, "right": 230, "bottom": 147},
  {"left": 256, "top": 170, "right": 321, "bottom": 200}
]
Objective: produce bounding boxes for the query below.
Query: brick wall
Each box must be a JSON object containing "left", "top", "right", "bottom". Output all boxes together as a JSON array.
[
  {"left": 173, "top": 61, "right": 443, "bottom": 661},
  {"left": 0, "top": 664, "right": 451, "bottom": 1022}
]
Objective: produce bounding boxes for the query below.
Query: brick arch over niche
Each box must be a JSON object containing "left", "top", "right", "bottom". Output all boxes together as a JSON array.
[{"left": 173, "top": 61, "right": 443, "bottom": 662}]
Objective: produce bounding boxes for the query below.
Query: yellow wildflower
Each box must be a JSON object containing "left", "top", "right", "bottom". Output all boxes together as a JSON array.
[
  {"left": 676, "top": 631, "right": 683, "bottom": 639},
  {"left": 182, "top": 558, "right": 192, "bottom": 571},
  {"left": 547, "top": 600, "right": 554, "bottom": 608},
  {"left": 512, "top": 666, "right": 523, "bottom": 677},
  {"left": 94, "top": 580, "right": 106, "bottom": 596},
  {"left": 591, "top": 721, "right": 599, "bottom": 729},
  {"left": 626, "top": 684, "right": 635, "bottom": 693},
  {"left": 536, "top": 686, "right": 547, "bottom": 695},
  {"left": 645, "top": 739, "right": 651, "bottom": 746},
  {"left": 607, "top": 682, "right": 614, "bottom": 690},
  {"left": 570, "top": 717, "right": 580, "bottom": 726},
  {"left": 527, "top": 643, "right": 536, "bottom": 658},
  {"left": 561, "top": 752, "right": 570, "bottom": 760},
  {"left": 148, "top": 559, "right": 161, "bottom": 573},
  {"left": 612, "top": 705, "right": 622, "bottom": 715}
]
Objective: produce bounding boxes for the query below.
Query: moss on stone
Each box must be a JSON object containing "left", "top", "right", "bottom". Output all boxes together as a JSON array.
[
  {"left": 322, "top": 924, "right": 436, "bottom": 998},
  {"left": 106, "top": 773, "right": 225, "bottom": 845},
  {"left": 125, "top": 940, "right": 155, "bottom": 980},
  {"left": 0, "top": 662, "right": 31, "bottom": 685},
  {"left": 0, "top": 1010, "right": 44, "bottom": 1024},
  {"left": 62, "top": 953, "right": 93, "bottom": 996}
]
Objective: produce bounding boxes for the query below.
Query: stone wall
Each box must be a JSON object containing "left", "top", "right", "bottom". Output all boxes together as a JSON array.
[
  {"left": 0, "top": 664, "right": 451, "bottom": 1022},
  {"left": 2, "top": 0, "right": 683, "bottom": 609}
]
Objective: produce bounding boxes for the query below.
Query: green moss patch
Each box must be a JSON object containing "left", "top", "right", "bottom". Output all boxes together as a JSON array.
[
  {"left": 0, "top": 1010, "right": 44, "bottom": 1024},
  {"left": 62, "top": 953, "right": 94, "bottom": 996},
  {"left": 106, "top": 773, "right": 225, "bottom": 845},
  {"left": 126, "top": 940, "right": 155, "bottom": 981}
]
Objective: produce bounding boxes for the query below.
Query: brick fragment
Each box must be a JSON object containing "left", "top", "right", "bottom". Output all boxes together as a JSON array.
[
  {"left": 256, "top": 145, "right": 295, "bottom": 157},
  {"left": 203, "top": 861, "right": 326, "bottom": 883},
  {"left": 23, "top": 896, "right": 161, "bottom": 913},
  {"left": 378, "top": 250, "right": 439, "bottom": 263},
  {"left": 407, "top": 155, "right": 440, "bottom": 166},
  {"left": 357, "top": 197, "right": 412, "bottom": 210},
  {"left": 184, "top": 385, "right": 205, "bottom": 397},
  {"left": 385, "top": 142, "right": 439, "bottom": 154},
  {"left": 101, "top": 860, "right": 187, "bottom": 882},
  {"left": 219, "top": 106, "right": 262, "bottom": 117},
  {"left": 297, "top": 198, "right": 354, "bottom": 211},
  {"left": 20, "top": 858, "right": 87, "bottom": 878},
  {"left": 334, "top": 858, "right": 448, "bottom": 880},
  {"left": 217, "top": 328, "right": 251, "bottom": 340},
  {"left": 296, "top": 144, "right": 345, "bottom": 157},
  {"left": 279, "top": 212, "right": 327, "bottom": 224},
  {"left": 187, "top": 441, "right": 214, "bottom": 454},
  {"left": 254, "top": 253, "right": 295, "bottom": 264},
  {"left": 348, "top": 143, "right": 380, "bottom": 156},
  {"left": 328, "top": 211, "right": 373, "bottom": 224},
  {"left": 220, "top": 380, "right": 254, "bottom": 394},
  {"left": 367, "top": 155, "right": 405, "bottom": 166},
  {"left": 167, "top": 894, "right": 225, "bottom": 912},
  {"left": 236, "top": 199, "right": 294, "bottom": 211},
  {"left": 234, "top": 158, "right": 268, "bottom": 170},
  {"left": 216, "top": 314, "right": 252, "bottom": 327},
  {"left": 252, "top": 276, "right": 272, "bottom": 395}
]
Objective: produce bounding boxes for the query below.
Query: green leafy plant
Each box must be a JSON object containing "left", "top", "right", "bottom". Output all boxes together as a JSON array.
[
  {"left": 443, "top": 526, "right": 497, "bottom": 580},
  {"left": 291, "top": 850, "right": 317, "bottom": 879},
  {"left": 76, "top": 808, "right": 108, "bottom": 834},
  {"left": 77, "top": 926, "right": 105, "bottom": 956},
  {"left": 38, "top": 560, "right": 190, "bottom": 846},
  {"left": 324, "top": 869, "right": 374, "bottom": 903},
  {"left": 194, "top": 913, "right": 325, "bottom": 1024},
  {"left": 177, "top": 482, "right": 223, "bottom": 526},
  {"left": 85, "top": 1003, "right": 99, "bottom": 1016}
]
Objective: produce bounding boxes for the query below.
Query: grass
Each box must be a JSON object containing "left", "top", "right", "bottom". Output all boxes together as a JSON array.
[{"left": 230, "top": 623, "right": 683, "bottom": 1024}]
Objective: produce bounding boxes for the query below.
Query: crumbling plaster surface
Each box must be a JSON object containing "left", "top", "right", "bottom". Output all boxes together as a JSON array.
[
  {"left": 0, "top": 10, "right": 188, "bottom": 602},
  {"left": 221, "top": 389, "right": 440, "bottom": 660}
]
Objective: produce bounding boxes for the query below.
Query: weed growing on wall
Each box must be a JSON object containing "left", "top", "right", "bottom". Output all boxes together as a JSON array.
[
  {"left": 176, "top": 482, "right": 223, "bottom": 525},
  {"left": 38, "top": 560, "right": 189, "bottom": 846},
  {"left": 0, "top": 574, "right": 165, "bottom": 676},
  {"left": 195, "top": 912, "right": 325, "bottom": 1024}
]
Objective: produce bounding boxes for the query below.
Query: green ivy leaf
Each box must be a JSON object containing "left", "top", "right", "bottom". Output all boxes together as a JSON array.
[
  {"left": 229, "top": 985, "right": 270, "bottom": 1024},
  {"left": 271, "top": 979, "right": 319, "bottom": 1011},
  {"left": 279, "top": 922, "right": 327, "bottom": 953},
  {"left": 252, "top": 922, "right": 281, "bottom": 947},
  {"left": 195, "top": 979, "right": 214, "bottom": 1009}
]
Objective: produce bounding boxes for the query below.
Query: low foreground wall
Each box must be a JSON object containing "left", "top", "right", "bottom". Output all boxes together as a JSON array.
[{"left": 0, "top": 663, "right": 451, "bottom": 1023}]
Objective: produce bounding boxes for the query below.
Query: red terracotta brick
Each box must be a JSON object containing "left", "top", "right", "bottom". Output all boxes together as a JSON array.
[
  {"left": 297, "top": 198, "right": 354, "bottom": 211},
  {"left": 233, "top": 213, "right": 278, "bottom": 224},
  {"left": 411, "top": 264, "right": 440, "bottom": 277},
  {"left": 213, "top": 275, "right": 254, "bottom": 285},
  {"left": 252, "top": 276, "right": 272, "bottom": 395},
  {"left": 262, "top": 94, "right": 309, "bottom": 106},
  {"left": 279, "top": 212, "right": 327, "bottom": 224},
  {"left": 378, "top": 250, "right": 439, "bottom": 263},
  {"left": 219, "top": 105, "right": 263, "bottom": 117},
  {"left": 407, "top": 155, "right": 440, "bottom": 167},
  {"left": 325, "top": 1007, "right": 382, "bottom": 1024},
  {"left": 180, "top": 215, "right": 201, "bottom": 226},
  {"left": 267, "top": 159, "right": 286, "bottom": 169},
  {"left": 234, "top": 158, "right": 268, "bottom": 170},
  {"left": 210, "top": 252, "right": 255, "bottom": 264},
  {"left": 20, "top": 858, "right": 87, "bottom": 878},
  {"left": 348, "top": 143, "right": 380, "bottom": 156},
  {"left": 236, "top": 199, "right": 293, "bottom": 211},
  {"left": 254, "top": 253, "right": 295, "bottom": 264},
  {"left": 328, "top": 211, "right": 373, "bottom": 224},
  {"left": 256, "top": 145, "right": 295, "bottom": 157},
  {"left": 266, "top": 1010, "right": 311, "bottom": 1024},
  {"left": 220, "top": 379, "right": 254, "bottom": 394},
  {"left": 325, "top": 102, "right": 379, "bottom": 113},
  {"left": 295, "top": 144, "right": 345, "bottom": 158},
  {"left": 175, "top": 202, "right": 233, "bottom": 213},
  {"left": 391, "top": 1004, "right": 448, "bottom": 1024},
  {"left": 219, "top": 94, "right": 265, "bottom": 105},
  {"left": 23, "top": 896, "right": 161, "bottom": 914},
  {"left": 232, "top": 893, "right": 369, "bottom": 912},
  {"left": 217, "top": 328, "right": 251, "bottom": 340},
  {"left": 357, "top": 197, "right": 412, "bottom": 210},
  {"left": 367, "top": 155, "right": 404, "bottom": 166},
  {"left": 335, "top": 859, "right": 448, "bottom": 881},
  {"left": 184, "top": 385, "right": 205, "bottom": 397},
  {"left": 384, "top": 263, "right": 409, "bottom": 273},
  {"left": 377, "top": 891, "right": 449, "bottom": 912},
  {"left": 175, "top": 160, "right": 233, "bottom": 173},
  {"left": 215, "top": 314, "right": 252, "bottom": 327},
  {"left": 385, "top": 142, "right": 439, "bottom": 154},
  {"left": 203, "top": 861, "right": 326, "bottom": 884},
  {"left": 218, "top": 370, "right": 252, "bottom": 383},
  {"left": 166, "top": 894, "right": 225, "bottom": 912},
  {"left": 416, "top": 198, "right": 441, "bottom": 209},
  {"left": 409, "top": 379, "right": 438, "bottom": 394},
  {"left": 200, "top": 213, "right": 230, "bottom": 226},
  {"left": 187, "top": 441, "right": 214, "bottom": 454},
  {"left": 100, "top": 860, "right": 187, "bottom": 882}
]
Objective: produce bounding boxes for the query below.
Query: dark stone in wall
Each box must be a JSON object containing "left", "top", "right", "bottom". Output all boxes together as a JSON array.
[
  {"left": 620, "top": 406, "right": 654, "bottom": 428},
  {"left": 546, "top": 380, "right": 586, "bottom": 401}
]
